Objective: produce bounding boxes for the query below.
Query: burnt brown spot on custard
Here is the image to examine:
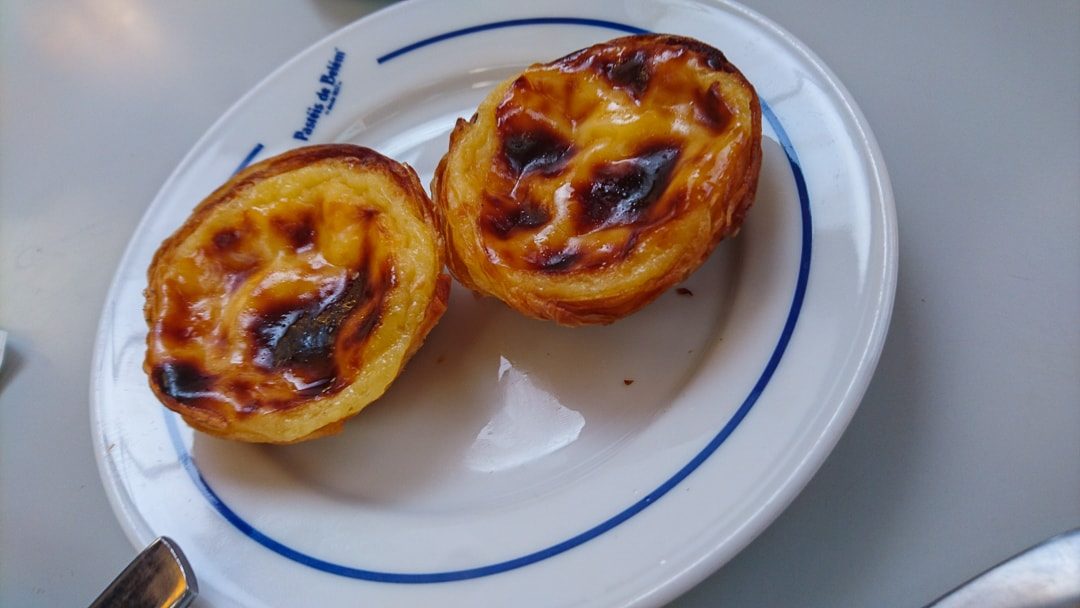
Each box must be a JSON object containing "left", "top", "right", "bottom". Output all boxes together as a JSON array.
[
  {"left": 160, "top": 310, "right": 194, "bottom": 342},
  {"left": 532, "top": 249, "right": 581, "bottom": 273},
  {"left": 603, "top": 49, "right": 650, "bottom": 97},
  {"left": 578, "top": 143, "right": 682, "bottom": 231},
  {"left": 160, "top": 323, "right": 194, "bottom": 342},
  {"left": 647, "top": 35, "right": 735, "bottom": 73},
  {"left": 481, "top": 195, "right": 552, "bottom": 239},
  {"left": 495, "top": 77, "right": 577, "bottom": 178},
  {"left": 271, "top": 212, "right": 316, "bottom": 250},
  {"left": 499, "top": 125, "right": 575, "bottom": 177},
  {"left": 247, "top": 260, "right": 392, "bottom": 400},
  {"left": 694, "top": 83, "right": 733, "bottom": 132},
  {"left": 204, "top": 218, "right": 262, "bottom": 278},
  {"left": 157, "top": 283, "right": 196, "bottom": 342},
  {"left": 223, "top": 379, "right": 256, "bottom": 407},
  {"left": 213, "top": 228, "right": 241, "bottom": 250},
  {"left": 354, "top": 207, "right": 379, "bottom": 222},
  {"left": 705, "top": 52, "right": 733, "bottom": 72},
  {"left": 552, "top": 35, "right": 735, "bottom": 79},
  {"left": 153, "top": 360, "right": 216, "bottom": 404}
]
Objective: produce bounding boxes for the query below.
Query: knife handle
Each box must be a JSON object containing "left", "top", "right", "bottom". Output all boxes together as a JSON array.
[{"left": 89, "top": 537, "right": 198, "bottom": 608}]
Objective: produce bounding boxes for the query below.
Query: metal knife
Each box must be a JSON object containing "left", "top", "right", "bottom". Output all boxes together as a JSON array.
[
  {"left": 89, "top": 537, "right": 198, "bottom": 608},
  {"left": 927, "top": 528, "right": 1080, "bottom": 608}
]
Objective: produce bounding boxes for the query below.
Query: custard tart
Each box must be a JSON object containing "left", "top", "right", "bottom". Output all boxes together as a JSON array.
[
  {"left": 432, "top": 35, "right": 761, "bottom": 325},
  {"left": 144, "top": 145, "right": 449, "bottom": 443}
]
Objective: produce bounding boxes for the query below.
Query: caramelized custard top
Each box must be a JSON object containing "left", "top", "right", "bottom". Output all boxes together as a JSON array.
[
  {"left": 145, "top": 149, "right": 423, "bottom": 416},
  {"left": 478, "top": 36, "right": 754, "bottom": 274}
]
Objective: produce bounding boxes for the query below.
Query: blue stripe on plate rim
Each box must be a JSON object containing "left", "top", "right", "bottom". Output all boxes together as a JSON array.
[
  {"left": 160, "top": 17, "right": 813, "bottom": 584},
  {"left": 232, "top": 143, "right": 265, "bottom": 176}
]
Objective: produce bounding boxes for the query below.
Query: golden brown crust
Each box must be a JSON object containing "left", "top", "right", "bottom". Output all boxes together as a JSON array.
[
  {"left": 432, "top": 34, "right": 761, "bottom": 325},
  {"left": 144, "top": 144, "right": 449, "bottom": 443}
]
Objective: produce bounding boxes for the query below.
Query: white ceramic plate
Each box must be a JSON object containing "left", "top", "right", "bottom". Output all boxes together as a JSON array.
[{"left": 90, "top": 1, "right": 896, "bottom": 606}]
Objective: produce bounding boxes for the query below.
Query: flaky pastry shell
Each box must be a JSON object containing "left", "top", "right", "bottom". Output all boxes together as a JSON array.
[
  {"left": 432, "top": 35, "right": 761, "bottom": 325},
  {"left": 144, "top": 145, "right": 449, "bottom": 443}
]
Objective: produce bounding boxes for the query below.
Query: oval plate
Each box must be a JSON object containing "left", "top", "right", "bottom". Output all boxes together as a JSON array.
[{"left": 90, "top": 1, "right": 896, "bottom": 606}]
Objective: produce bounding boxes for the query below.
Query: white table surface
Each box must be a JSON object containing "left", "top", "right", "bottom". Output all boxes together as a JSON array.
[{"left": 1, "top": 1, "right": 1077, "bottom": 606}]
